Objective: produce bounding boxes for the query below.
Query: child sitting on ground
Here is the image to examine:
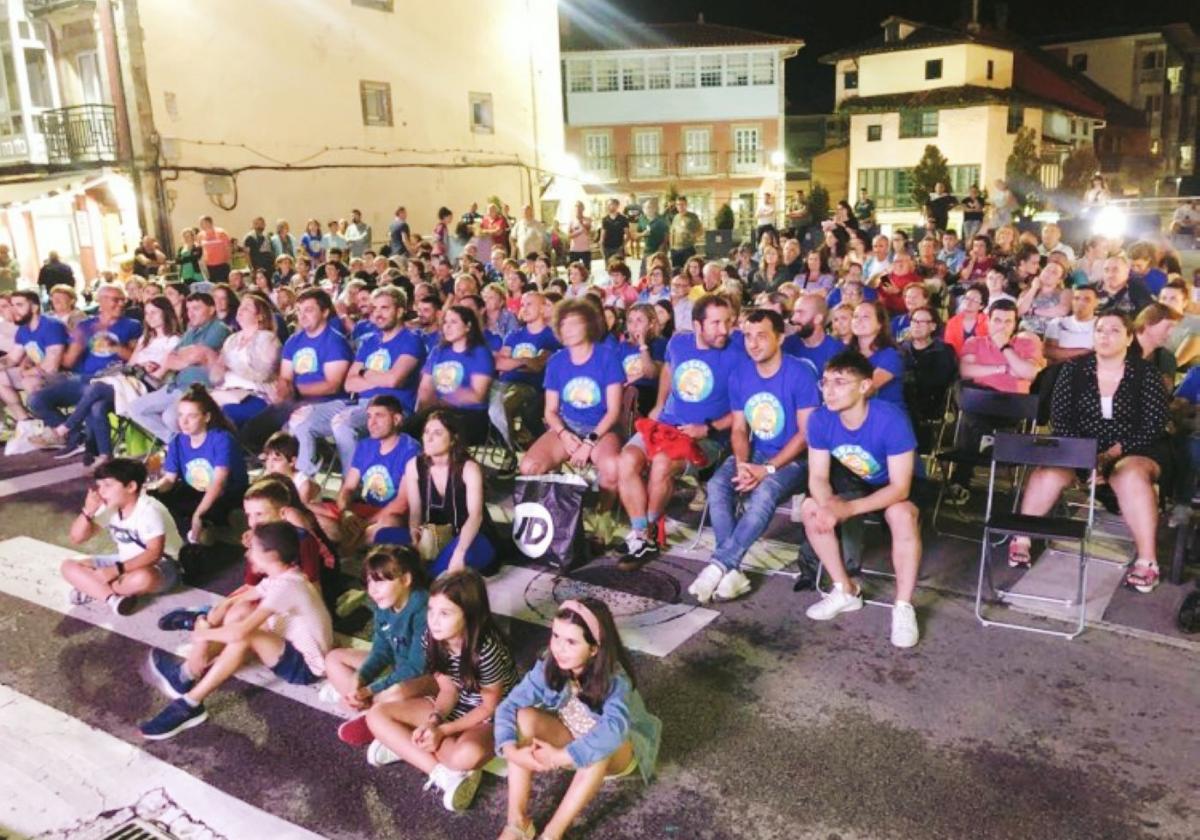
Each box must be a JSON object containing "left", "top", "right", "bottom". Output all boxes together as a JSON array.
[
  {"left": 139, "top": 521, "right": 333, "bottom": 739},
  {"left": 323, "top": 545, "right": 431, "bottom": 745},
  {"left": 492, "top": 597, "right": 661, "bottom": 840},
  {"left": 365, "top": 568, "right": 518, "bottom": 812},
  {"left": 61, "top": 458, "right": 182, "bottom": 616}
]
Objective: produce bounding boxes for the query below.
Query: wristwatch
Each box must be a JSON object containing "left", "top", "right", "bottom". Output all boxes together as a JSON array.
[
  {"left": 586, "top": 432, "right": 599, "bottom": 444},
  {"left": 764, "top": 464, "right": 777, "bottom": 475}
]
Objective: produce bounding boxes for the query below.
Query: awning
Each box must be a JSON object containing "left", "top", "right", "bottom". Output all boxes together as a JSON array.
[{"left": 0, "top": 169, "right": 114, "bottom": 209}]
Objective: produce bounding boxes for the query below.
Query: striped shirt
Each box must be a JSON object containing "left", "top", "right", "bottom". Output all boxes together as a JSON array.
[{"left": 431, "top": 630, "right": 519, "bottom": 720}]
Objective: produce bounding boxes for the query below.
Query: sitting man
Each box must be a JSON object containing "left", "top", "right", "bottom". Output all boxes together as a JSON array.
[
  {"left": 1044, "top": 285, "right": 1098, "bottom": 364},
  {"left": 617, "top": 294, "right": 740, "bottom": 570},
  {"left": 331, "top": 286, "right": 425, "bottom": 472},
  {"left": 489, "top": 290, "right": 559, "bottom": 449},
  {"left": 61, "top": 457, "right": 182, "bottom": 616},
  {"left": 783, "top": 293, "right": 843, "bottom": 376},
  {"left": 800, "top": 350, "right": 922, "bottom": 648},
  {"left": 689, "top": 309, "right": 819, "bottom": 604},
  {"left": 0, "top": 290, "right": 69, "bottom": 427}
]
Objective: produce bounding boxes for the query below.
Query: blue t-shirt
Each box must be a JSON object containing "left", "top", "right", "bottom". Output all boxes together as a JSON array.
[
  {"left": 484, "top": 330, "right": 503, "bottom": 353},
  {"left": 1176, "top": 367, "right": 1200, "bottom": 404},
  {"left": 806, "top": 400, "right": 917, "bottom": 487},
  {"left": 868, "top": 346, "right": 905, "bottom": 403},
  {"left": 355, "top": 328, "right": 426, "bottom": 412},
  {"left": 618, "top": 337, "right": 667, "bottom": 387},
  {"left": 73, "top": 316, "right": 143, "bottom": 378},
  {"left": 826, "top": 285, "right": 878, "bottom": 308},
  {"left": 782, "top": 333, "right": 844, "bottom": 375},
  {"left": 500, "top": 325, "right": 561, "bottom": 386},
  {"left": 421, "top": 342, "right": 495, "bottom": 410},
  {"left": 420, "top": 329, "right": 440, "bottom": 355},
  {"left": 544, "top": 343, "right": 624, "bottom": 432},
  {"left": 730, "top": 354, "right": 820, "bottom": 458},
  {"left": 164, "top": 428, "right": 249, "bottom": 493},
  {"left": 351, "top": 319, "right": 378, "bottom": 350},
  {"left": 283, "top": 323, "right": 354, "bottom": 396},
  {"left": 351, "top": 433, "right": 421, "bottom": 507},
  {"left": 658, "top": 333, "right": 741, "bottom": 427},
  {"left": 15, "top": 317, "right": 69, "bottom": 366},
  {"left": 1134, "top": 268, "right": 1168, "bottom": 297}
]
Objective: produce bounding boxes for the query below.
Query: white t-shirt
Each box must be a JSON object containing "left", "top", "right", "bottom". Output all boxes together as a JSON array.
[
  {"left": 1172, "top": 204, "right": 1200, "bottom": 227},
  {"left": 1044, "top": 315, "right": 1096, "bottom": 350},
  {"left": 130, "top": 334, "right": 180, "bottom": 370},
  {"left": 97, "top": 494, "right": 182, "bottom": 563},
  {"left": 256, "top": 568, "right": 332, "bottom": 675}
]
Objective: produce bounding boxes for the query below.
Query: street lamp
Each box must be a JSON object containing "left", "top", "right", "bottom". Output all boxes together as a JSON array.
[{"left": 770, "top": 149, "right": 786, "bottom": 168}]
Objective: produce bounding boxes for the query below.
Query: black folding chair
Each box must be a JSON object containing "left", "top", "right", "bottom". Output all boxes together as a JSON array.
[
  {"left": 975, "top": 432, "right": 1097, "bottom": 640},
  {"left": 931, "top": 388, "right": 1041, "bottom": 540}
]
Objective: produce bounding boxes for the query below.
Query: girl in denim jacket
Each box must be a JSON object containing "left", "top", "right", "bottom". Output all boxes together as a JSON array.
[{"left": 493, "top": 597, "right": 662, "bottom": 840}]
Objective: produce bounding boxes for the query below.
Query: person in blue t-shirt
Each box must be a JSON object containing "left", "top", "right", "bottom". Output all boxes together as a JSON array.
[
  {"left": 520, "top": 299, "right": 625, "bottom": 501},
  {"left": 1, "top": 290, "right": 69, "bottom": 424},
  {"left": 782, "top": 293, "right": 844, "bottom": 376},
  {"left": 415, "top": 305, "right": 495, "bottom": 445},
  {"left": 690, "top": 310, "right": 820, "bottom": 605},
  {"left": 618, "top": 303, "right": 668, "bottom": 417},
  {"left": 1173, "top": 367, "right": 1200, "bottom": 507},
  {"left": 148, "top": 384, "right": 249, "bottom": 543},
  {"left": 800, "top": 349, "right": 922, "bottom": 649},
  {"left": 241, "top": 288, "right": 353, "bottom": 471},
  {"left": 330, "top": 287, "right": 424, "bottom": 473},
  {"left": 847, "top": 300, "right": 905, "bottom": 403},
  {"left": 489, "top": 291, "right": 560, "bottom": 449},
  {"left": 617, "top": 294, "right": 741, "bottom": 570}
]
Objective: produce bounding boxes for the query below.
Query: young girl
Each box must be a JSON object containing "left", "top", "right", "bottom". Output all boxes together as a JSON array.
[
  {"left": 365, "top": 569, "right": 518, "bottom": 812},
  {"left": 493, "top": 598, "right": 661, "bottom": 840},
  {"left": 301, "top": 219, "right": 325, "bottom": 265},
  {"left": 325, "top": 546, "right": 431, "bottom": 743}
]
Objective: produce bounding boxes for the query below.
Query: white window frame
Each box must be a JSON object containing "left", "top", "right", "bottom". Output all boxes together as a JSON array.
[
  {"left": 567, "top": 59, "right": 593, "bottom": 93},
  {"left": 630, "top": 128, "right": 663, "bottom": 178},
  {"left": 682, "top": 126, "right": 713, "bottom": 176},
  {"left": 76, "top": 51, "right": 102, "bottom": 104},
  {"left": 647, "top": 55, "right": 671, "bottom": 89},
  {"left": 673, "top": 55, "right": 696, "bottom": 89},
  {"left": 359, "top": 80, "right": 392, "bottom": 127},
  {"left": 583, "top": 130, "right": 614, "bottom": 180},
  {"left": 725, "top": 53, "right": 749, "bottom": 87},
  {"left": 469, "top": 91, "right": 494, "bottom": 134},
  {"left": 681, "top": 192, "right": 713, "bottom": 224},
  {"left": 731, "top": 124, "right": 762, "bottom": 173},
  {"left": 621, "top": 58, "right": 645, "bottom": 91},
  {"left": 699, "top": 54, "right": 723, "bottom": 88},
  {"left": 595, "top": 58, "right": 618, "bottom": 92},
  {"left": 751, "top": 53, "right": 774, "bottom": 85}
]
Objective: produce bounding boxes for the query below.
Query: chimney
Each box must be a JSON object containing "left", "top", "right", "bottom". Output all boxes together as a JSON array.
[{"left": 966, "top": 0, "right": 981, "bottom": 33}]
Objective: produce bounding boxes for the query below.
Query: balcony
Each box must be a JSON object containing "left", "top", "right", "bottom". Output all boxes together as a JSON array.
[
  {"left": 582, "top": 154, "right": 618, "bottom": 182},
  {"left": 627, "top": 153, "right": 666, "bottom": 179},
  {"left": 728, "top": 148, "right": 764, "bottom": 175},
  {"left": 24, "top": 0, "right": 97, "bottom": 17},
  {"left": 677, "top": 150, "right": 717, "bottom": 177},
  {"left": 38, "top": 104, "right": 118, "bottom": 166}
]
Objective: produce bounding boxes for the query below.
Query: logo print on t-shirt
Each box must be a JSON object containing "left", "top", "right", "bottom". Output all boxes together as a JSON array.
[
  {"left": 563, "top": 376, "right": 601, "bottom": 410},
  {"left": 360, "top": 464, "right": 396, "bottom": 504},
  {"left": 88, "top": 330, "right": 118, "bottom": 357},
  {"left": 622, "top": 353, "right": 642, "bottom": 378},
  {"left": 673, "top": 359, "right": 714, "bottom": 403},
  {"left": 830, "top": 444, "right": 883, "bottom": 481},
  {"left": 184, "top": 458, "right": 216, "bottom": 491},
  {"left": 433, "top": 360, "right": 465, "bottom": 393},
  {"left": 512, "top": 342, "right": 537, "bottom": 359},
  {"left": 293, "top": 347, "right": 319, "bottom": 375},
  {"left": 364, "top": 348, "right": 392, "bottom": 372},
  {"left": 744, "top": 392, "right": 785, "bottom": 442},
  {"left": 23, "top": 341, "right": 44, "bottom": 364}
]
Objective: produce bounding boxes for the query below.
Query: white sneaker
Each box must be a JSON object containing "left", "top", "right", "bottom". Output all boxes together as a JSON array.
[
  {"left": 891, "top": 601, "right": 920, "bottom": 648},
  {"left": 687, "top": 563, "right": 725, "bottom": 604},
  {"left": 805, "top": 582, "right": 863, "bottom": 621},
  {"left": 366, "top": 739, "right": 400, "bottom": 767},
  {"left": 317, "top": 681, "right": 341, "bottom": 704},
  {"left": 425, "top": 763, "right": 482, "bottom": 812},
  {"left": 715, "top": 568, "right": 752, "bottom": 602}
]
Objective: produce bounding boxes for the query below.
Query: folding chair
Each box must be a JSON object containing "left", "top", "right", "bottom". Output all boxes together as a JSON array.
[
  {"left": 975, "top": 432, "right": 1097, "bottom": 640},
  {"left": 931, "top": 388, "right": 1041, "bottom": 540}
]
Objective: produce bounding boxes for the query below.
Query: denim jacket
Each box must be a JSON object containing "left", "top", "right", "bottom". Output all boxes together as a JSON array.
[
  {"left": 494, "top": 659, "right": 661, "bottom": 784},
  {"left": 357, "top": 589, "right": 429, "bottom": 695}
]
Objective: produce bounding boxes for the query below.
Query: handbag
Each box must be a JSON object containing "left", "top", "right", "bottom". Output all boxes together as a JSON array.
[{"left": 416, "top": 523, "right": 455, "bottom": 562}]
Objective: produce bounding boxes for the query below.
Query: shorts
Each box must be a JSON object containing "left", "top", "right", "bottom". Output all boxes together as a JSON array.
[
  {"left": 92, "top": 553, "right": 180, "bottom": 594},
  {"left": 271, "top": 640, "right": 321, "bottom": 686},
  {"left": 625, "top": 431, "right": 724, "bottom": 476},
  {"left": 563, "top": 419, "right": 598, "bottom": 439}
]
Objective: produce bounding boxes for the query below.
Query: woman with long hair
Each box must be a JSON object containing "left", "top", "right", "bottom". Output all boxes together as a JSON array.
[
  {"left": 750, "top": 244, "right": 787, "bottom": 295},
  {"left": 300, "top": 219, "right": 325, "bottom": 265},
  {"left": 796, "top": 249, "right": 835, "bottom": 296},
  {"left": 211, "top": 283, "right": 240, "bottom": 330},
  {"left": 415, "top": 305, "right": 495, "bottom": 445},
  {"left": 850, "top": 300, "right": 904, "bottom": 402},
  {"left": 209, "top": 294, "right": 282, "bottom": 428}
]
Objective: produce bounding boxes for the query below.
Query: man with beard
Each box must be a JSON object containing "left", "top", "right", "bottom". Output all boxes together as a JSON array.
[
  {"left": 0, "top": 290, "right": 69, "bottom": 423},
  {"left": 782, "top": 293, "right": 845, "bottom": 376}
]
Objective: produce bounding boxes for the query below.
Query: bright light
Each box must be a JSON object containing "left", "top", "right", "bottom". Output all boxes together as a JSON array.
[
  {"left": 770, "top": 150, "right": 786, "bottom": 167},
  {"left": 560, "top": 153, "right": 581, "bottom": 177},
  {"left": 1092, "top": 205, "right": 1125, "bottom": 239}
]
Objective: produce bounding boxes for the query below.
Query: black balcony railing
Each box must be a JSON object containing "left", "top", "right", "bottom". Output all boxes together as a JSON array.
[
  {"left": 627, "top": 153, "right": 667, "bottom": 178},
  {"left": 24, "top": 0, "right": 97, "bottom": 16},
  {"left": 38, "top": 104, "right": 117, "bottom": 166}
]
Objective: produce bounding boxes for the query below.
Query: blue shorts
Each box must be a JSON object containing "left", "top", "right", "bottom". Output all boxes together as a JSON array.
[
  {"left": 92, "top": 553, "right": 180, "bottom": 594},
  {"left": 271, "top": 640, "right": 320, "bottom": 686}
]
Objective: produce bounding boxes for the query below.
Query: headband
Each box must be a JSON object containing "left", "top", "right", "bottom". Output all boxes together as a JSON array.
[{"left": 559, "top": 599, "right": 602, "bottom": 644}]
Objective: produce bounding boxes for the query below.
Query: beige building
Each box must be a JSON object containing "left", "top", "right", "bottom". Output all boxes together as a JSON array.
[{"left": 1, "top": 0, "right": 564, "bottom": 283}]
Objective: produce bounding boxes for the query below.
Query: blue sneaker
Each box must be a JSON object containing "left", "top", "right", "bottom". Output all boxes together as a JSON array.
[
  {"left": 139, "top": 698, "right": 207, "bottom": 740},
  {"left": 149, "top": 649, "right": 195, "bottom": 698}
]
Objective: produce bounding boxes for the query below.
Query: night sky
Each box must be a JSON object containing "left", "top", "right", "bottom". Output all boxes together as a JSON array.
[{"left": 584, "top": 1, "right": 1198, "bottom": 113}]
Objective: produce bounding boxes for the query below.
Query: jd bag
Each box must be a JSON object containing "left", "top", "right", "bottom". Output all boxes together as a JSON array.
[{"left": 511, "top": 474, "right": 589, "bottom": 570}]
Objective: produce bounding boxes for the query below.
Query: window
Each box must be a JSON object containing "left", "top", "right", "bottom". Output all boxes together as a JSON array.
[
  {"left": 359, "top": 81, "right": 392, "bottom": 127},
  {"left": 857, "top": 168, "right": 916, "bottom": 209},
  {"left": 583, "top": 132, "right": 614, "bottom": 178},
  {"left": 1141, "top": 50, "right": 1163, "bottom": 70},
  {"left": 1071, "top": 53, "right": 1088, "bottom": 72},
  {"left": 567, "top": 60, "right": 593, "bottom": 93},
  {"left": 925, "top": 59, "right": 943, "bottom": 80},
  {"left": 844, "top": 70, "right": 859, "bottom": 90},
  {"left": 682, "top": 127, "right": 712, "bottom": 175},
  {"left": 673, "top": 55, "right": 696, "bottom": 89},
  {"left": 469, "top": 92, "right": 493, "bottom": 134},
  {"left": 1007, "top": 103, "right": 1024, "bottom": 134},
  {"left": 647, "top": 56, "right": 671, "bottom": 89},
  {"left": 631, "top": 129, "right": 662, "bottom": 177},
  {"left": 726, "top": 53, "right": 749, "bottom": 87},
  {"left": 351, "top": 0, "right": 394, "bottom": 10},
  {"left": 867, "top": 124, "right": 882, "bottom": 142},
  {"left": 595, "top": 59, "right": 618, "bottom": 92},
  {"left": 986, "top": 60, "right": 994, "bottom": 81},
  {"left": 947, "top": 164, "right": 981, "bottom": 197},
  {"left": 700, "top": 54, "right": 723, "bottom": 88},
  {"left": 732, "top": 125, "right": 761, "bottom": 172},
  {"left": 751, "top": 53, "right": 774, "bottom": 85},
  {"left": 1144, "top": 93, "right": 1162, "bottom": 114},
  {"left": 1083, "top": 121, "right": 1090, "bottom": 136},
  {"left": 621, "top": 58, "right": 645, "bottom": 91},
  {"left": 899, "top": 109, "right": 938, "bottom": 138},
  {"left": 77, "top": 51, "right": 102, "bottom": 104},
  {"left": 680, "top": 193, "right": 712, "bottom": 223},
  {"left": 1069, "top": 118, "right": 1077, "bottom": 134}
]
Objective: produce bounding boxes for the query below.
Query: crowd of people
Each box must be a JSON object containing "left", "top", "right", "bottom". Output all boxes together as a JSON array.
[{"left": 0, "top": 189, "right": 1197, "bottom": 837}]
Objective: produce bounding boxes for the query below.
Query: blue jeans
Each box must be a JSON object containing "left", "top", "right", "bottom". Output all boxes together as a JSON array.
[
  {"left": 288, "top": 398, "right": 352, "bottom": 476},
  {"left": 332, "top": 403, "right": 368, "bottom": 477},
  {"left": 127, "top": 386, "right": 181, "bottom": 443},
  {"left": 28, "top": 373, "right": 85, "bottom": 427},
  {"left": 707, "top": 455, "right": 806, "bottom": 572},
  {"left": 371, "top": 527, "right": 496, "bottom": 576},
  {"left": 62, "top": 380, "right": 116, "bottom": 455}
]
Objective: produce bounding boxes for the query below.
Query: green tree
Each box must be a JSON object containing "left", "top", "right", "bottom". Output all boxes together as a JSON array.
[
  {"left": 1059, "top": 145, "right": 1100, "bottom": 194},
  {"left": 910, "top": 144, "right": 951, "bottom": 211},
  {"left": 1005, "top": 126, "right": 1043, "bottom": 212},
  {"left": 714, "top": 202, "right": 735, "bottom": 230},
  {"left": 808, "top": 182, "right": 831, "bottom": 223}
]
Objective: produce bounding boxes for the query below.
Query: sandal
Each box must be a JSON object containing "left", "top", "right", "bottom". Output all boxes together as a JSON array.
[
  {"left": 500, "top": 822, "right": 535, "bottom": 840},
  {"left": 1124, "top": 559, "right": 1160, "bottom": 594},
  {"left": 1007, "top": 538, "right": 1033, "bottom": 568}
]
